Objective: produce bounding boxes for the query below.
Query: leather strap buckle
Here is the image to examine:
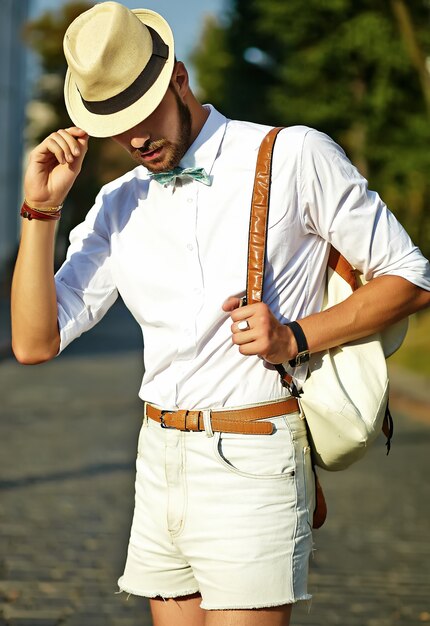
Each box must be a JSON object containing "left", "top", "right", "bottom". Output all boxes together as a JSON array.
[{"left": 159, "top": 410, "right": 174, "bottom": 429}]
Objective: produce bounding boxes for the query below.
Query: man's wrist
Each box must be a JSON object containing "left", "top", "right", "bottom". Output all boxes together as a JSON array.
[{"left": 285, "top": 321, "right": 310, "bottom": 368}]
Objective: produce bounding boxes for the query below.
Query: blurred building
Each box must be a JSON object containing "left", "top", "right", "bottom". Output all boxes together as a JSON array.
[{"left": 0, "top": 0, "right": 29, "bottom": 285}]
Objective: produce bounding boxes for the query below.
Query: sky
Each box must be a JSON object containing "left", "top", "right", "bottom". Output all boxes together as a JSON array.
[{"left": 30, "top": 0, "right": 227, "bottom": 90}]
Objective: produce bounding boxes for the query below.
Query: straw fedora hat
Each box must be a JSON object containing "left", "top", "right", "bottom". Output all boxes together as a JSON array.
[{"left": 63, "top": 2, "right": 174, "bottom": 137}]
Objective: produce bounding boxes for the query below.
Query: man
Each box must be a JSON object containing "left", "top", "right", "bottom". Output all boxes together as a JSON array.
[{"left": 11, "top": 3, "right": 430, "bottom": 625}]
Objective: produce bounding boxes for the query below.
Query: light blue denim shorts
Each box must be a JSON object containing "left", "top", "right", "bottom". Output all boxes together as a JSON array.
[{"left": 117, "top": 400, "right": 315, "bottom": 610}]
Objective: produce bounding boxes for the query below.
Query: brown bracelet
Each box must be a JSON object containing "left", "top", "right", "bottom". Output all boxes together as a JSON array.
[{"left": 20, "top": 201, "right": 62, "bottom": 221}]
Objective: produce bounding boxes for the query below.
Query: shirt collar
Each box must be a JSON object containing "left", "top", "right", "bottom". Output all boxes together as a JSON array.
[{"left": 179, "top": 104, "right": 227, "bottom": 175}]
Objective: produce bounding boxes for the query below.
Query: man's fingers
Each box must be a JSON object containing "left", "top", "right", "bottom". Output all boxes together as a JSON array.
[
  {"left": 45, "top": 133, "right": 75, "bottom": 164},
  {"left": 41, "top": 129, "right": 89, "bottom": 166},
  {"left": 222, "top": 296, "right": 242, "bottom": 312},
  {"left": 65, "top": 126, "right": 88, "bottom": 136},
  {"left": 57, "top": 129, "right": 84, "bottom": 157},
  {"left": 232, "top": 327, "right": 254, "bottom": 345},
  {"left": 65, "top": 127, "right": 90, "bottom": 150},
  {"left": 230, "top": 303, "right": 258, "bottom": 322}
]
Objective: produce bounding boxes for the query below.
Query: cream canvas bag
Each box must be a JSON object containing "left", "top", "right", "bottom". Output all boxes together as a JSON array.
[{"left": 299, "top": 252, "right": 407, "bottom": 471}]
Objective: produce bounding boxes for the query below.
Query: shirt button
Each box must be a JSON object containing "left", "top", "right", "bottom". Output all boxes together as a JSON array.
[
  {"left": 187, "top": 243, "right": 194, "bottom": 251},
  {"left": 187, "top": 198, "right": 193, "bottom": 204}
]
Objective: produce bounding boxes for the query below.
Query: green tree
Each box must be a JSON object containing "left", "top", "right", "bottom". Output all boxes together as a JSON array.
[
  {"left": 192, "top": 0, "right": 430, "bottom": 257},
  {"left": 24, "top": 2, "right": 131, "bottom": 260}
]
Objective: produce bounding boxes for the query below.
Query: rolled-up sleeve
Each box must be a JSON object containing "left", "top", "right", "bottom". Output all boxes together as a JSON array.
[
  {"left": 299, "top": 129, "right": 430, "bottom": 290},
  {"left": 55, "top": 198, "right": 118, "bottom": 353}
]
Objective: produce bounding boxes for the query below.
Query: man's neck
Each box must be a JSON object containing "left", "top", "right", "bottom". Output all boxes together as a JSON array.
[{"left": 187, "top": 96, "right": 210, "bottom": 146}]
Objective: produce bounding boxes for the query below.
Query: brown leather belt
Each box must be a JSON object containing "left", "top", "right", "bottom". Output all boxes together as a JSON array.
[{"left": 145, "top": 397, "right": 300, "bottom": 435}]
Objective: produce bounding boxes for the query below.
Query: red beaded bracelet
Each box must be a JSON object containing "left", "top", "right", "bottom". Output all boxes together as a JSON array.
[{"left": 20, "top": 201, "right": 62, "bottom": 221}]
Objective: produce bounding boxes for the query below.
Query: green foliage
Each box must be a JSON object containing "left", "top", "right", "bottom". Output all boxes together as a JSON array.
[
  {"left": 192, "top": 0, "right": 430, "bottom": 258},
  {"left": 24, "top": 2, "right": 132, "bottom": 258}
]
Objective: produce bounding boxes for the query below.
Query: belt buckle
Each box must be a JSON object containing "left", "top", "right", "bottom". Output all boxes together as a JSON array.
[{"left": 160, "top": 410, "right": 174, "bottom": 429}]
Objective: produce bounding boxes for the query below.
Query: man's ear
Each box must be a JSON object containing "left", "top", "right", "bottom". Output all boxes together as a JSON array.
[{"left": 171, "top": 61, "right": 189, "bottom": 99}]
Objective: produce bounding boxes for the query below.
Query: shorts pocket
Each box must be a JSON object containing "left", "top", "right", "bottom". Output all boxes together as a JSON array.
[{"left": 212, "top": 416, "right": 296, "bottom": 480}]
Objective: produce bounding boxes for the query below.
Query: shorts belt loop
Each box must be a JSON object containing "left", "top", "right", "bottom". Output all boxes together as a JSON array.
[
  {"left": 203, "top": 410, "right": 214, "bottom": 438},
  {"left": 143, "top": 402, "right": 149, "bottom": 427},
  {"left": 297, "top": 398, "right": 306, "bottom": 420}
]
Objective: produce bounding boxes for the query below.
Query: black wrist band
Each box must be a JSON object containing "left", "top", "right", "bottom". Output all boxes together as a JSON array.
[{"left": 286, "top": 321, "right": 310, "bottom": 367}]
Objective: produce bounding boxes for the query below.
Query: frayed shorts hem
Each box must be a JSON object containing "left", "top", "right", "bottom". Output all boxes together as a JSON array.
[{"left": 117, "top": 583, "right": 311, "bottom": 610}]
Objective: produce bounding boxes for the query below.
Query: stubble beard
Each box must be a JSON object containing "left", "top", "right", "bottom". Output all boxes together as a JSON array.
[{"left": 131, "top": 90, "right": 192, "bottom": 173}]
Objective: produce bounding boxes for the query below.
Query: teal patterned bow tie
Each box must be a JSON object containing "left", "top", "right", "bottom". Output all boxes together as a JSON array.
[{"left": 150, "top": 167, "right": 212, "bottom": 186}]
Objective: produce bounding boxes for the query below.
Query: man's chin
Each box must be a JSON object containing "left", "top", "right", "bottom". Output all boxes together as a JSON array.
[
  {"left": 142, "top": 157, "right": 181, "bottom": 174},
  {"left": 143, "top": 162, "right": 173, "bottom": 174}
]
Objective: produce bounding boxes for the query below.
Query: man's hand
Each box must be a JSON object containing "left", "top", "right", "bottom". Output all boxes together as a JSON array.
[
  {"left": 222, "top": 296, "right": 297, "bottom": 364},
  {"left": 223, "top": 276, "right": 430, "bottom": 370},
  {"left": 24, "top": 127, "right": 89, "bottom": 208}
]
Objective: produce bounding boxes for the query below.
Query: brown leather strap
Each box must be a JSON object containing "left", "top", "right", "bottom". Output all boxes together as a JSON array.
[
  {"left": 145, "top": 397, "right": 300, "bottom": 435},
  {"left": 327, "top": 246, "right": 359, "bottom": 292},
  {"left": 246, "top": 128, "right": 359, "bottom": 304},
  {"left": 246, "top": 127, "right": 284, "bottom": 305}
]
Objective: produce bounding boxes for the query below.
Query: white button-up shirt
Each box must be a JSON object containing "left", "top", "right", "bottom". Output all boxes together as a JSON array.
[{"left": 55, "top": 105, "right": 430, "bottom": 409}]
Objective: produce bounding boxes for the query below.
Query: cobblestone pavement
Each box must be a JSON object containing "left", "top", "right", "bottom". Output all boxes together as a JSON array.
[{"left": 0, "top": 299, "right": 429, "bottom": 626}]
